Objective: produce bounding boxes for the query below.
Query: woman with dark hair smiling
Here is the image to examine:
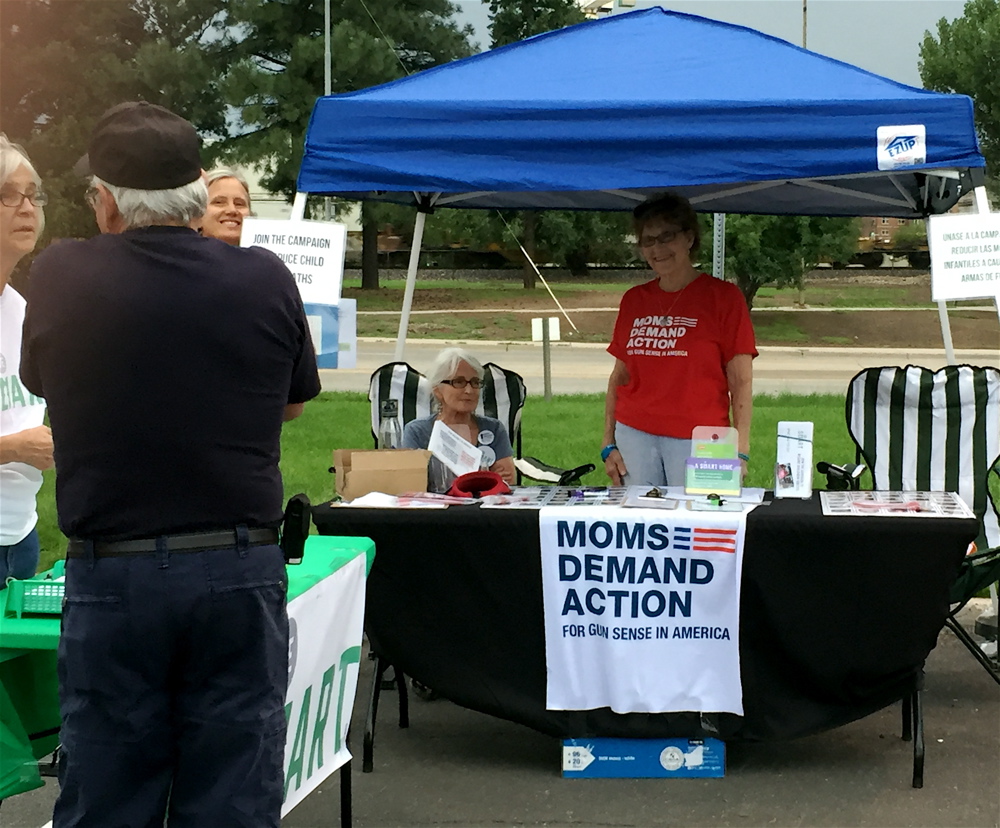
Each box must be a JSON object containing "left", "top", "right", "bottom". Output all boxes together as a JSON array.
[{"left": 601, "top": 192, "right": 756, "bottom": 488}]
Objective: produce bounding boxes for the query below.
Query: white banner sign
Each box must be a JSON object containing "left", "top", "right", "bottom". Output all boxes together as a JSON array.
[
  {"left": 540, "top": 505, "right": 745, "bottom": 715},
  {"left": 282, "top": 553, "right": 366, "bottom": 817},
  {"left": 242, "top": 217, "right": 347, "bottom": 306},
  {"left": 927, "top": 212, "right": 1000, "bottom": 302}
]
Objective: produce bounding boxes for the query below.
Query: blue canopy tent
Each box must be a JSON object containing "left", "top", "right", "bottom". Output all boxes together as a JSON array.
[{"left": 292, "top": 6, "right": 988, "bottom": 356}]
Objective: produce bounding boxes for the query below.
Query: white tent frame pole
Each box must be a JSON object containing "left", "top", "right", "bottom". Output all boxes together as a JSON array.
[
  {"left": 977, "top": 182, "right": 1000, "bottom": 632},
  {"left": 973, "top": 186, "right": 1000, "bottom": 329},
  {"left": 395, "top": 210, "right": 428, "bottom": 361},
  {"left": 291, "top": 192, "right": 308, "bottom": 221}
]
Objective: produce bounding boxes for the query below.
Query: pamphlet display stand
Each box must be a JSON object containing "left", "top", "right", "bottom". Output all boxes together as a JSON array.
[{"left": 685, "top": 426, "right": 741, "bottom": 497}]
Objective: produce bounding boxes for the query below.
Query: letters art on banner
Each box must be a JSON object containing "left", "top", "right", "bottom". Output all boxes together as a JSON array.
[
  {"left": 282, "top": 554, "right": 366, "bottom": 817},
  {"left": 539, "top": 506, "right": 746, "bottom": 715}
]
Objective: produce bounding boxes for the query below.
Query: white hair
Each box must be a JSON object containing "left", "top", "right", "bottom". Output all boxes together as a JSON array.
[
  {"left": 94, "top": 175, "right": 208, "bottom": 230},
  {"left": 205, "top": 166, "right": 251, "bottom": 207},
  {"left": 427, "top": 347, "right": 485, "bottom": 387},
  {"left": 0, "top": 133, "right": 45, "bottom": 234}
]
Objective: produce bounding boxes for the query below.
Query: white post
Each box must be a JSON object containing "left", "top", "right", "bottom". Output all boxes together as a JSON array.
[
  {"left": 323, "top": 0, "right": 332, "bottom": 222},
  {"left": 291, "top": 192, "right": 308, "bottom": 221},
  {"left": 394, "top": 210, "right": 427, "bottom": 361},
  {"left": 542, "top": 317, "right": 552, "bottom": 401},
  {"left": 324, "top": 0, "right": 331, "bottom": 97},
  {"left": 712, "top": 214, "right": 726, "bottom": 279}
]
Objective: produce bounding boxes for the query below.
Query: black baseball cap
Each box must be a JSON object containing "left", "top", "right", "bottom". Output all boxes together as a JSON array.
[{"left": 74, "top": 101, "right": 202, "bottom": 190}]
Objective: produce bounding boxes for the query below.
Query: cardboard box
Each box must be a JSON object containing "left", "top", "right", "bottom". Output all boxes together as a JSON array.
[
  {"left": 333, "top": 449, "right": 432, "bottom": 500},
  {"left": 562, "top": 737, "right": 725, "bottom": 778}
]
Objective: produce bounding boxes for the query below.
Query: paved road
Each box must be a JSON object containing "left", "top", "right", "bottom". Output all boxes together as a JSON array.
[
  {"left": 323, "top": 339, "right": 1000, "bottom": 396},
  {"left": 5, "top": 602, "right": 997, "bottom": 828}
]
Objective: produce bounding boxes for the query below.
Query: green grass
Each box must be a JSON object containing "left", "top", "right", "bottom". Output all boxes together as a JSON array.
[
  {"left": 37, "top": 391, "right": 998, "bottom": 575},
  {"left": 750, "top": 317, "right": 809, "bottom": 343},
  {"left": 34, "top": 391, "right": 857, "bottom": 572}
]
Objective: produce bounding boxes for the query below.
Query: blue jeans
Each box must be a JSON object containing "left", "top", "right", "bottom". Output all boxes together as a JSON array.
[
  {"left": 0, "top": 527, "right": 40, "bottom": 583},
  {"left": 615, "top": 422, "right": 691, "bottom": 487},
  {"left": 53, "top": 537, "right": 289, "bottom": 828}
]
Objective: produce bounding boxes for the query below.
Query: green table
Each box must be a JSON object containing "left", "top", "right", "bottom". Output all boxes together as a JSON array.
[{"left": 0, "top": 535, "right": 374, "bottom": 801}]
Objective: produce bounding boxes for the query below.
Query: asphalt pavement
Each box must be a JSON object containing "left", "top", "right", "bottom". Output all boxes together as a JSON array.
[
  {"left": 4, "top": 602, "right": 997, "bottom": 828},
  {"left": 322, "top": 339, "right": 1000, "bottom": 396}
]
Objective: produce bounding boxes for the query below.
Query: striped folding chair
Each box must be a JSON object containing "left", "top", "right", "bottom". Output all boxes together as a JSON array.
[
  {"left": 367, "top": 361, "right": 594, "bottom": 484},
  {"left": 846, "top": 364, "right": 1000, "bottom": 686}
]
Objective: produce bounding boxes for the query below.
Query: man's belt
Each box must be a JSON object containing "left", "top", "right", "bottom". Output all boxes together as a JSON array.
[{"left": 66, "top": 527, "right": 280, "bottom": 558}]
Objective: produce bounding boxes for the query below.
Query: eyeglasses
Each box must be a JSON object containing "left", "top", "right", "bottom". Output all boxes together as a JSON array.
[
  {"left": 440, "top": 377, "right": 483, "bottom": 390},
  {"left": 638, "top": 228, "right": 682, "bottom": 248},
  {"left": 0, "top": 189, "right": 48, "bottom": 208}
]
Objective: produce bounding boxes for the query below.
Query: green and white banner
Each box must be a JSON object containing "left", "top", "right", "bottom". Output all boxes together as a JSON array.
[{"left": 282, "top": 552, "right": 366, "bottom": 817}]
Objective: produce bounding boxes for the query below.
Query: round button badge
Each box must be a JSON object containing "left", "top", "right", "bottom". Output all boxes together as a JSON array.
[
  {"left": 659, "top": 746, "right": 685, "bottom": 772},
  {"left": 480, "top": 446, "right": 496, "bottom": 467},
  {"left": 478, "top": 429, "right": 495, "bottom": 446}
]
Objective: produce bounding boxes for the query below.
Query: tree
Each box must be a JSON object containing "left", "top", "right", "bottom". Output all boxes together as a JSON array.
[
  {"left": 221, "top": 0, "right": 475, "bottom": 288},
  {"left": 722, "top": 215, "right": 860, "bottom": 308},
  {"left": 487, "top": 0, "right": 584, "bottom": 47},
  {"left": 1, "top": 0, "right": 231, "bottom": 252},
  {"left": 919, "top": 0, "right": 1000, "bottom": 192},
  {"left": 485, "top": 3, "right": 647, "bottom": 283}
]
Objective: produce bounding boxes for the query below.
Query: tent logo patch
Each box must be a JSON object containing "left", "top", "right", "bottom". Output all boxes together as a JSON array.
[{"left": 877, "top": 124, "right": 926, "bottom": 170}]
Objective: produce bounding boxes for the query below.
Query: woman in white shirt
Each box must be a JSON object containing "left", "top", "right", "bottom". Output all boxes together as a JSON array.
[{"left": 0, "top": 134, "right": 53, "bottom": 583}]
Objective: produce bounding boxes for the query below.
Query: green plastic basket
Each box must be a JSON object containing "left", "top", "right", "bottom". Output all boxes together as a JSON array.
[{"left": 3, "top": 577, "right": 65, "bottom": 618}]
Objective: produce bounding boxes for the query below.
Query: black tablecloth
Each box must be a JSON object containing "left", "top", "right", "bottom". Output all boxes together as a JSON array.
[{"left": 313, "top": 495, "right": 977, "bottom": 741}]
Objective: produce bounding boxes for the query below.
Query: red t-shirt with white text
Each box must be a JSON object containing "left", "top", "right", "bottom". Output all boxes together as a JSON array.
[{"left": 607, "top": 274, "right": 757, "bottom": 439}]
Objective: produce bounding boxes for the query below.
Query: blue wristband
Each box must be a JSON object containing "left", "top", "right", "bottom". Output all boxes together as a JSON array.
[
  {"left": 738, "top": 452, "right": 750, "bottom": 462},
  {"left": 601, "top": 444, "right": 618, "bottom": 462}
]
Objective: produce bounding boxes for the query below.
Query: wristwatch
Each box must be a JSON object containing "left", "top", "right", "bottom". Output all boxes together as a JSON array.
[{"left": 601, "top": 444, "right": 618, "bottom": 462}]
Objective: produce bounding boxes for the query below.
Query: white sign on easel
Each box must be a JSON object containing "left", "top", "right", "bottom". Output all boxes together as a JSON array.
[
  {"left": 242, "top": 217, "right": 347, "bottom": 306},
  {"left": 927, "top": 212, "right": 1000, "bottom": 322}
]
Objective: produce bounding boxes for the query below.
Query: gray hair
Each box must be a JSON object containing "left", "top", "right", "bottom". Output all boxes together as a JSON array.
[
  {"left": 427, "top": 347, "right": 485, "bottom": 387},
  {"left": 1, "top": 133, "right": 45, "bottom": 234},
  {"left": 94, "top": 175, "right": 208, "bottom": 230},
  {"left": 205, "top": 166, "right": 251, "bottom": 207}
]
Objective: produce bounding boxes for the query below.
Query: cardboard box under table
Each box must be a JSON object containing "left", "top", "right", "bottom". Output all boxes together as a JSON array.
[
  {"left": 563, "top": 737, "right": 725, "bottom": 778},
  {"left": 334, "top": 448, "right": 432, "bottom": 500}
]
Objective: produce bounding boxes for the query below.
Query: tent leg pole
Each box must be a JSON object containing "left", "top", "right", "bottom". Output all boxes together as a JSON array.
[
  {"left": 395, "top": 211, "right": 427, "bottom": 362},
  {"left": 291, "top": 192, "right": 308, "bottom": 221},
  {"left": 936, "top": 301, "right": 955, "bottom": 365},
  {"left": 970, "top": 185, "right": 1000, "bottom": 360}
]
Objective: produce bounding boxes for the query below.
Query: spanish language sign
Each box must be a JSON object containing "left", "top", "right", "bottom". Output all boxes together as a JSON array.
[
  {"left": 282, "top": 552, "right": 366, "bottom": 817},
  {"left": 927, "top": 212, "right": 1000, "bottom": 303},
  {"left": 242, "top": 217, "right": 347, "bottom": 306},
  {"left": 539, "top": 505, "right": 745, "bottom": 715}
]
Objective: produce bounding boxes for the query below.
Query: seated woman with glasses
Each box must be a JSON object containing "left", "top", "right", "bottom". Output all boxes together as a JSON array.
[
  {"left": 401, "top": 347, "right": 516, "bottom": 490},
  {"left": 602, "top": 191, "right": 757, "bottom": 488}
]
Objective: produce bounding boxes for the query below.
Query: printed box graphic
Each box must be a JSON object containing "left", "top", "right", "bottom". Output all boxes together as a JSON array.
[{"left": 562, "top": 737, "right": 725, "bottom": 778}]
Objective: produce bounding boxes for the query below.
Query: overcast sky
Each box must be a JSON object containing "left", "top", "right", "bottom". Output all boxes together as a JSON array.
[{"left": 453, "top": 0, "right": 968, "bottom": 88}]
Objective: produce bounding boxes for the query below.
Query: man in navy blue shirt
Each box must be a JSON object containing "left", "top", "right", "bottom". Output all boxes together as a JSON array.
[{"left": 22, "top": 102, "right": 321, "bottom": 828}]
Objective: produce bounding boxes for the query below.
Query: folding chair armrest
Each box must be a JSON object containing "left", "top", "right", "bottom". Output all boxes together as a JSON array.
[{"left": 515, "top": 456, "right": 595, "bottom": 486}]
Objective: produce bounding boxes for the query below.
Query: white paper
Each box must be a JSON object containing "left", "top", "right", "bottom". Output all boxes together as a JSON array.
[{"left": 428, "top": 420, "right": 483, "bottom": 476}]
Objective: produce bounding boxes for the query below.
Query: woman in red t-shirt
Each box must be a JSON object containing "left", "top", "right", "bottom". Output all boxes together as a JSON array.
[{"left": 602, "top": 192, "right": 757, "bottom": 487}]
